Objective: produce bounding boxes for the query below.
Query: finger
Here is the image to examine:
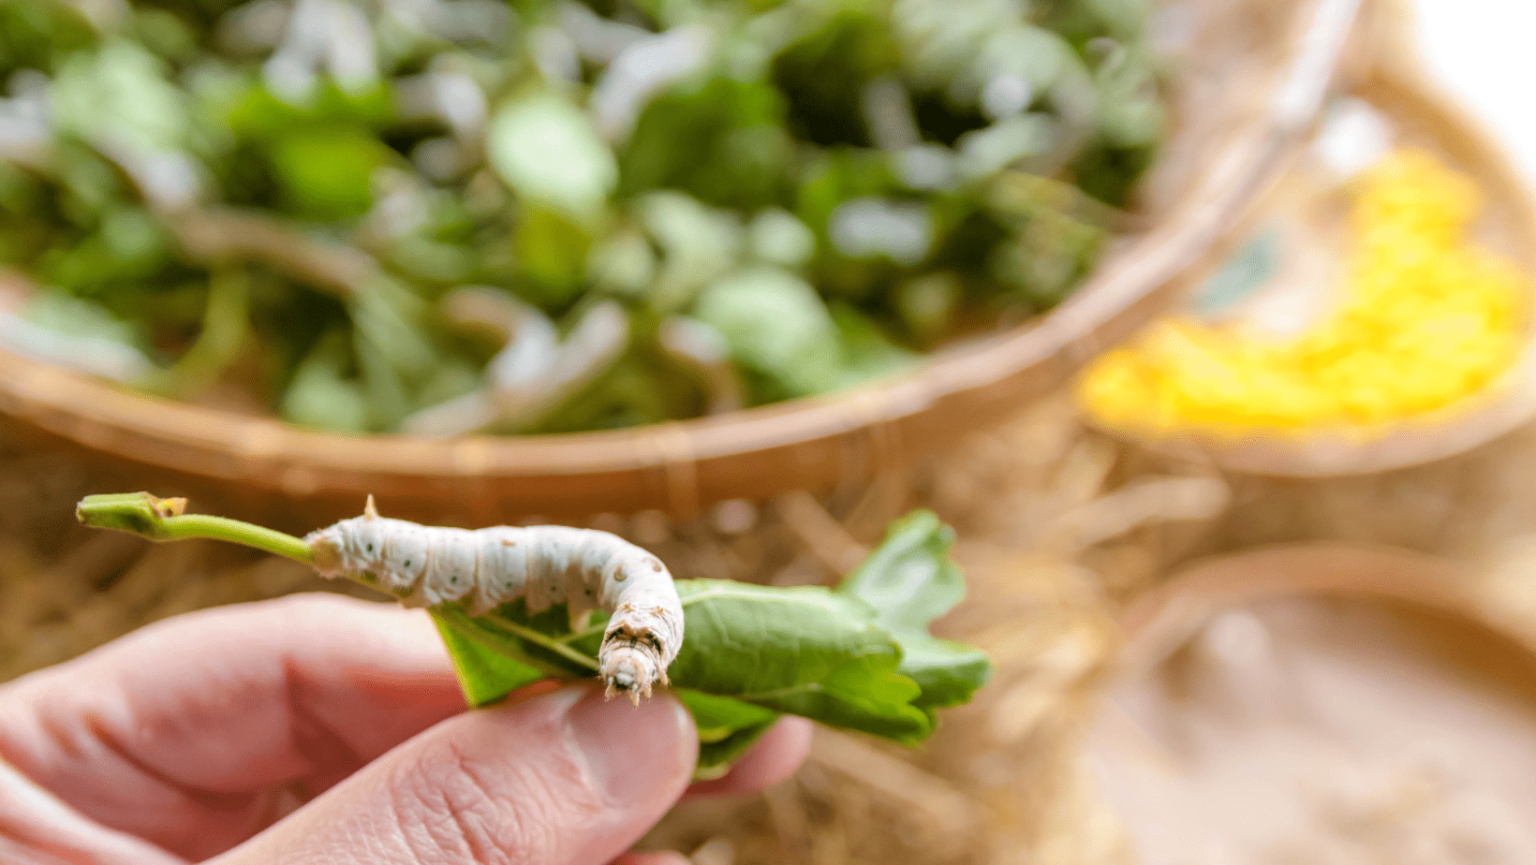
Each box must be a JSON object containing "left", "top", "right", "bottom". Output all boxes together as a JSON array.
[
  {"left": 213, "top": 684, "right": 698, "bottom": 865},
  {"left": 0, "top": 760, "right": 183, "bottom": 865},
  {"left": 685, "top": 717, "right": 812, "bottom": 798},
  {"left": 0, "top": 594, "right": 466, "bottom": 859}
]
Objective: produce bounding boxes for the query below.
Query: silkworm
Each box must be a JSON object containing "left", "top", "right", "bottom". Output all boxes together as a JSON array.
[{"left": 304, "top": 497, "right": 683, "bottom": 703}]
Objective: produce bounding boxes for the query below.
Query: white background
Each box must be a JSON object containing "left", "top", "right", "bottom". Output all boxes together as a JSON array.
[{"left": 1412, "top": 0, "right": 1536, "bottom": 185}]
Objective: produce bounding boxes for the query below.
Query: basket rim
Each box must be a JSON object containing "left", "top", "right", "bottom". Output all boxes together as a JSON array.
[
  {"left": 0, "top": 0, "right": 1366, "bottom": 519},
  {"left": 1114, "top": 542, "right": 1536, "bottom": 676}
]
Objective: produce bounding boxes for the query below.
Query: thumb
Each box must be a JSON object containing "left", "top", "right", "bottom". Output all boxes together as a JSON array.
[{"left": 213, "top": 685, "right": 698, "bottom": 865}]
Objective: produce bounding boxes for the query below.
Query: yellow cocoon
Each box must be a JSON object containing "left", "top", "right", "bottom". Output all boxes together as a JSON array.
[{"left": 1078, "top": 149, "right": 1528, "bottom": 436}]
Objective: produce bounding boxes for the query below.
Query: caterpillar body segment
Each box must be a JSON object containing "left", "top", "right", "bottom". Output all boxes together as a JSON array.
[
  {"left": 424, "top": 527, "right": 479, "bottom": 606},
  {"left": 304, "top": 497, "right": 684, "bottom": 702},
  {"left": 380, "top": 521, "right": 431, "bottom": 596}
]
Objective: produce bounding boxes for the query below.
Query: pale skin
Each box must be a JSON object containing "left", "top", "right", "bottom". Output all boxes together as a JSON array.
[{"left": 0, "top": 594, "right": 810, "bottom": 864}]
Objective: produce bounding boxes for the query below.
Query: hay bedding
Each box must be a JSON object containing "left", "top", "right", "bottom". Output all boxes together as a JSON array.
[{"left": 6, "top": 398, "right": 1536, "bottom": 863}]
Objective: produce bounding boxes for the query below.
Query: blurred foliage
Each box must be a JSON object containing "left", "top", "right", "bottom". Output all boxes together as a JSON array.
[{"left": 0, "top": 0, "right": 1163, "bottom": 435}]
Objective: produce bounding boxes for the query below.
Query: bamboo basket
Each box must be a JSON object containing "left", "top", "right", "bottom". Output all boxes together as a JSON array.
[
  {"left": 0, "top": 0, "right": 1370, "bottom": 527},
  {"left": 1081, "top": 1, "right": 1536, "bottom": 477},
  {"left": 1115, "top": 544, "right": 1536, "bottom": 668}
]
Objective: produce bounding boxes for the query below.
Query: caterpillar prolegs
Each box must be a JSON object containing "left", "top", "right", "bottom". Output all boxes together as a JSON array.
[{"left": 304, "top": 497, "right": 684, "bottom": 702}]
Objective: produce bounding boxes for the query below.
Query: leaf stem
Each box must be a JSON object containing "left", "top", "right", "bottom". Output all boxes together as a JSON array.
[
  {"left": 558, "top": 621, "right": 607, "bottom": 645},
  {"left": 75, "top": 492, "right": 315, "bottom": 564},
  {"left": 482, "top": 612, "right": 601, "bottom": 671},
  {"left": 433, "top": 608, "right": 578, "bottom": 679}
]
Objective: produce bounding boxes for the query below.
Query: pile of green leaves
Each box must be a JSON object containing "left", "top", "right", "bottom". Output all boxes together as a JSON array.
[
  {"left": 434, "top": 509, "right": 989, "bottom": 775},
  {"left": 1, "top": 0, "right": 1163, "bottom": 435}
]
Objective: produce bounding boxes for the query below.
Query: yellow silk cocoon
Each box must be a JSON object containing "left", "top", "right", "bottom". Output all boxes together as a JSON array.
[{"left": 1079, "top": 149, "right": 1528, "bottom": 435}]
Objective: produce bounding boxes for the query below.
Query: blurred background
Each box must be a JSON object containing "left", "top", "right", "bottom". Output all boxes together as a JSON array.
[{"left": 6, "top": 0, "right": 1536, "bottom": 861}]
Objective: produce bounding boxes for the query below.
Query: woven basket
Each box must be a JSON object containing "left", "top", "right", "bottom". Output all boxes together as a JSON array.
[
  {"left": 1117, "top": 544, "right": 1536, "bottom": 668},
  {"left": 0, "top": 0, "right": 1369, "bottom": 527}
]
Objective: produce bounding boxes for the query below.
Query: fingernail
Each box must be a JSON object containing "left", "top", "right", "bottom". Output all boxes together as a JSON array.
[{"left": 567, "top": 688, "right": 694, "bottom": 802}]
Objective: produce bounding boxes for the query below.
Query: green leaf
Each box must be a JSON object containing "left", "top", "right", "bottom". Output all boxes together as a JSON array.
[
  {"left": 696, "top": 720, "right": 776, "bottom": 779},
  {"left": 5, "top": 291, "right": 156, "bottom": 383},
  {"left": 838, "top": 510, "right": 992, "bottom": 712},
  {"left": 433, "top": 577, "right": 935, "bottom": 753},
  {"left": 268, "top": 126, "right": 395, "bottom": 221},
  {"left": 431, "top": 610, "right": 546, "bottom": 708},
  {"left": 675, "top": 689, "right": 780, "bottom": 778},
  {"left": 633, "top": 190, "right": 743, "bottom": 313},
  {"left": 747, "top": 207, "right": 816, "bottom": 268},
  {"left": 895, "top": 271, "right": 961, "bottom": 345},
  {"left": 438, "top": 601, "right": 600, "bottom": 681},
  {"left": 219, "top": 77, "right": 395, "bottom": 141},
  {"left": 830, "top": 303, "right": 918, "bottom": 388},
  {"left": 558, "top": 580, "right": 930, "bottom": 742},
  {"left": 770, "top": 8, "right": 898, "bottom": 148},
  {"left": 692, "top": 266, "right": 844, "bottom": 399},
  {"left": 38, "top": 203, "right": 177, "bottom": 295},
  {"left": 619, "top": 76, "right": 792, "bottom": 211},
  {"left": 524, "top": 353, "right": 704, "bottom": 434},
  {"left": 667, "top": 580, "right": 931, "bottom": 742},
  {"left": 49, "top": 40, "right": 191, "bottom": 155},
  {"left": 840, "top": 511, "right": 963, "bottom": 631},
  {"left": 279, "top": 331, "right": 371, "bottom": 433},
  {"left": 0, "top": 1, "right": 97, "bottom": 72},
  {"left": 956, "top": 114, "right": 1057, "bottom": 180},
  {"left": 677, "top": 688, "right": 781, "bottom": 743},
  {"left": 1090, "top": 44, "right": 1165, "bottom": 149},
  {"left": 795, "top": 149, "right": 900, "bottom": 242},
  {"left": 514, "top": 205, "right": 594, "bottom": 305},
  {"left": 487, "top": 90, "right": 617, "bottom": 226},
  {"left": 20, "top": 290, "right": 150, "bottom": 352}
]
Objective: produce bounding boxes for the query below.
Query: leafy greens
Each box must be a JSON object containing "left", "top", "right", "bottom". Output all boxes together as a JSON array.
[{"left": 2, "top": 0, "right": 1162, "bottom": 435}]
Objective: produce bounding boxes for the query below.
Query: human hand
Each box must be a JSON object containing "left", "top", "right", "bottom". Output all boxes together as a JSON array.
[{"left": 0, "top": 594, "right": 810, "bottom": 864}]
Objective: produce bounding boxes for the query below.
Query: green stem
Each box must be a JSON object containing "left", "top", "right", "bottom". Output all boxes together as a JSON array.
[
  {"left": 433, "top": 608, "right": 575, "bottom": 680},
  {"left": 143, "top": 267, "right": 251, "bottom": 400},
  {"left": 483, "top": 612, "right": 601, "bottom": 671},
  {"left": 558, "top": 620, "right": 607, "bottom": 646},
  {"left": 75, "top": 492, "right": 315, "bottom": 564},
  {"left": 159, "top": 514, "right": 314, "bottom": 563}
]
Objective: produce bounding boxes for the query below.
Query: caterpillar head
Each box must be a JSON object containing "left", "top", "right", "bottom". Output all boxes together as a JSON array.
[
  {"left": 599, "top": 642, "right": 665, "bottom": 706},
  {"left": 599, "top": 604, "right": 683, "bottom": 706}
]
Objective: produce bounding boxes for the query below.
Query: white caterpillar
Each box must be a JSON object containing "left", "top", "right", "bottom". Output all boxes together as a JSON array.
[{"left": 304, "top": 497, "right": 684, "bottom": 703}]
